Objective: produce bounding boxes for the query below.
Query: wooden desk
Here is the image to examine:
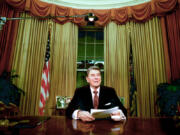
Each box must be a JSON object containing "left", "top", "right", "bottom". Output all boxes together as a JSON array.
[
  {"left": 0, "top": 116, "right": 180, "bottom": 135},
  {"left": 50, "top": 107, "right": 66, "bottom": 116},
  {"left": 53, "top": 108, "right": 66, "bottom": 115}
]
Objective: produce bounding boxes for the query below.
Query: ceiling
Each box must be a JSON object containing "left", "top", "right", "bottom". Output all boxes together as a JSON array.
[{"left": 41, "top": 0, "right": 151, "bottom": 9}]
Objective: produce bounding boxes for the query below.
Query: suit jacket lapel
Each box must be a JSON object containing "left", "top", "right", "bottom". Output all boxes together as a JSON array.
[
  {"left": 98, "top": 86, "right": 104, "bottom": 108},
  {"left": 86, "top": 85, "right": 94, "bottom": 108}
]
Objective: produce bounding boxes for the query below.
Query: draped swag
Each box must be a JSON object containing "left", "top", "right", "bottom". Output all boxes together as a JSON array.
[
  {"left": 0, "top": 3, "right": 19, "bottom": 75},
  {"left": 11, "top": 13, "right": 49, "bottom": 115},
  {"left": 5, "top": 0, "right": 179, "bottom": 27},
  {"left": 46, "top": 22, "right": 78, "bottom": 116},
  {"left": 130, "top": 17, "right": 167, "bottom": 117}
]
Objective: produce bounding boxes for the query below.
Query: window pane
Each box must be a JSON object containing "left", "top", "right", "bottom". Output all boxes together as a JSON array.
[
  {"left": 78, "top": 43, "right": 85, "bottom": 61},
  {"left": 86, "top": 31, "right": 95, "bottom": 43},
  {"left": 86, "top": 43, "right": 94, "bottom": 60},
  {"left": 95, "top": 43, "right": 104, "bottom": 59},
  {"left": 78, "top": 31, "right": 85, "bottom": 43},
  {"left": 96, "top": 31, "right": 104, "bottom": 43}
]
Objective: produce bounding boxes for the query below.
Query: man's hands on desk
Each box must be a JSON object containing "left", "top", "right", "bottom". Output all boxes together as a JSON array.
[
  {"left": 77, "top": 111, "right": 95, "bottom": 122},
  {"left": 77, "top": 110, "right": 126, "bottom": 122},
  {"left": 110, "top": 110, "right": 126, "bottom": 122}
]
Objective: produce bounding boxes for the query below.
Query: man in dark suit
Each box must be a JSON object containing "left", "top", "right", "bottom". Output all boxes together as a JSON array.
[{"left": 66, "top": 66, "right": 127, "bottom": 122}]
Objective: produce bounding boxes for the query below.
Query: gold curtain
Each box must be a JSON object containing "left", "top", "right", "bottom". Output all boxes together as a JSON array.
[
  {"left": 11, "top": 13, "right": 49, "bottom": 115},
  {"left": 130, "top": 17, "right": 167, "bottom": 117},
  {"left": 46, "top": 22, "right": 78, "bottom": 115},
  {"left": 104, "top": 22, "right": 130, "bottom": 109}
]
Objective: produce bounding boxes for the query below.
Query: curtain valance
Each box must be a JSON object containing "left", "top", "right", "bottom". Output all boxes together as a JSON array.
[{"left": 5, "top": 0, "right": 179, "bottom": 26}]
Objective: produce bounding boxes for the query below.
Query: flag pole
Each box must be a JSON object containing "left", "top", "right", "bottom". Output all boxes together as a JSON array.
[{"left": 39, "top": 20, "right": 52, "bottom": 116}]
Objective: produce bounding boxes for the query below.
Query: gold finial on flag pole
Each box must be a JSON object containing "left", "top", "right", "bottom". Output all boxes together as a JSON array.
[{"left": 48, "top": 21, "right": 53, "bottom": 33}]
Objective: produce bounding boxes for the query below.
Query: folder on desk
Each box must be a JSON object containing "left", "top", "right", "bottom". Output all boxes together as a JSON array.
[{"left": 90, "top": 106, "right": 119, "bottom": 119}]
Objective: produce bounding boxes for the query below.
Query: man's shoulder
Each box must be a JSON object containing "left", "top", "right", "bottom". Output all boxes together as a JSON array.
[
  {"left": 75, "top": 85, "right": 115, "bottom": 92},
  {"left": 100, "top": 85, "right": 115, "bottom": 91},
  {"left": 100, "top": 86, "right": 118, "bottom": 97},
  {"left": 101, "top": 85, "right": 114, "bottom": 89},
  {"left": 76, "top": 85, "right": 90, "bottom": 92}
]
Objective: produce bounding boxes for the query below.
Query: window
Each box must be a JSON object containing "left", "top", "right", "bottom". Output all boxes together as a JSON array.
[{"left": 77, "top": 26, "right": 104, "bottom": 88}]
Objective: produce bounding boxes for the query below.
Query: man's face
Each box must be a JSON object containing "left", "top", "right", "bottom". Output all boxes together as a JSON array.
[{"left": 86, "top": 69, "right": 101, "bottom": 88}]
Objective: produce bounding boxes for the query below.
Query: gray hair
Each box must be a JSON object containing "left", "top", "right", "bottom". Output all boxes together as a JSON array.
[{"left": 86, "top": 66, "right": 101, "bottom": 76}]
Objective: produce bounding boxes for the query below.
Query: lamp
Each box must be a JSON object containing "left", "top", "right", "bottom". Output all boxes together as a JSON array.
[
  {"left": 85, "top": 13, "right": 98, "bottom": 22},
  {"left": 0, "top": 17, "right": 6, "bottom": 30}
]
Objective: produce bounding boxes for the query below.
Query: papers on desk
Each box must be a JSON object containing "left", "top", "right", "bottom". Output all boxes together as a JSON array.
[{"left": 90, "top": 106, "right": 119, "bottom": 119}]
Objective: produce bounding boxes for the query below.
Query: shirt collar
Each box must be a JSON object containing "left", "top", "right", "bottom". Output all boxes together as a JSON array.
[{"left": 90, "top": 86, "right": 100, "bottom": 93}]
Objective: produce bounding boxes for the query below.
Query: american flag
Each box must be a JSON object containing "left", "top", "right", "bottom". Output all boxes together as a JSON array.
[{"left": 39, "top": 37, "right": 50, "bottom": 115}]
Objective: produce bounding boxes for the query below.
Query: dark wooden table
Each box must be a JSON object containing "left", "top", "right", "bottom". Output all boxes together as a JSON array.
[
  {"left": 54, "top": 108, "right": 66, "bottom": 115},
  {"left": 0, "top": 116, "right": 180, "bottom": 135}
]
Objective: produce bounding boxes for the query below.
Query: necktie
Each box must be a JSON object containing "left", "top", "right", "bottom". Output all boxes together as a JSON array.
[{"left": 93, "top": 90, "right": 99, "bottom": 109}]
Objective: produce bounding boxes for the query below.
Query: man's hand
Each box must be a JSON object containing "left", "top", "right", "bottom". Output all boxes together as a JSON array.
[
  {"left": 111, "top": 110, "right": 126, "bottom": 122},
  {"left": 77, "top": 111, "right": 95, "bottom": 122}
]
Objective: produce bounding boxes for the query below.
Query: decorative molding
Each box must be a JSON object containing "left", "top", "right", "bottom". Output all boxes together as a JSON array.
[{"left": 41, "top": 0, "right": 151, "bottom": 9}]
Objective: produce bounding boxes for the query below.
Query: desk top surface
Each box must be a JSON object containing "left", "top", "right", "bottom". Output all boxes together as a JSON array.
[{"left": 0, "top": 116, "right": 180, "bottom": 135}]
